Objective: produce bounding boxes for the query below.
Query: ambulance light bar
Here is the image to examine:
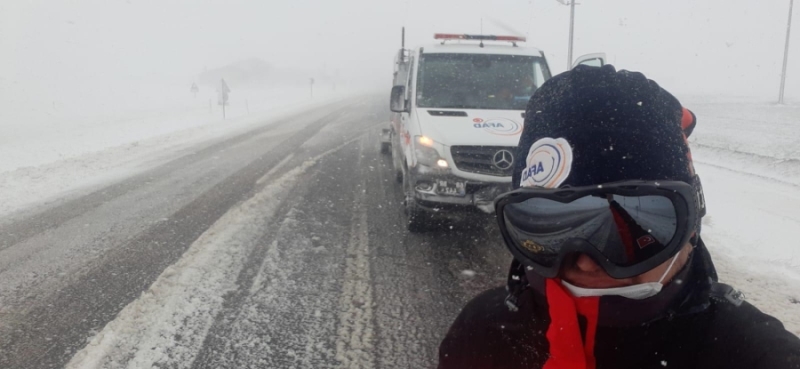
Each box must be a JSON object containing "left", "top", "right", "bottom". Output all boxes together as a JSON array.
[{"left": 433, "top": 34, "right": 526, "bottom": 42}]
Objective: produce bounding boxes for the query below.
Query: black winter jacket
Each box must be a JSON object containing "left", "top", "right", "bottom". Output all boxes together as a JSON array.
[{"left": 439, "top": 243, "right": 800, "bottom": 369}]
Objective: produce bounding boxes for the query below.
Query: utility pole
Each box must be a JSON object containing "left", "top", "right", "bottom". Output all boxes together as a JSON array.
[
  {"left": 779, "top": 0, "right": 794, "bottom": 105},
  {"left": 309, "top": 77, "right": 315, "bottom": 99},
  {"left": 555, "top": 0, "right": 577, "bottom": 70},
  {"left": 567, "top": 0, "right": 575, "bottom": 70}
]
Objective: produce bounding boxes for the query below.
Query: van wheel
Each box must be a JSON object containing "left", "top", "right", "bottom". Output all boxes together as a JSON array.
[
  {"left": 380, "top": 142, "right": 391, "bottom": 155},
  {"left": 403, "top": 170, "right": 429, "bottom": 233},
  {"left": 406, "top": 207, "right": 429, "bottom": 233}
]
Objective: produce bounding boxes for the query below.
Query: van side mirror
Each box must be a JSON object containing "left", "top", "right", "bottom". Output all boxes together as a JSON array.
[{"left": 390, "top": 85, "right": 408, "bottom": 113}]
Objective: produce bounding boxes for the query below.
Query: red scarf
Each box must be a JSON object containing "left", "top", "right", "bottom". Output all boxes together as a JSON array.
[{"left": 543, "top": 279, "right": 600, "bottom": 369}]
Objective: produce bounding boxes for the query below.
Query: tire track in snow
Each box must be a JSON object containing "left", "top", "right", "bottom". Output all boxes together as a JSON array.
[
  {"left": 190, "top": 137, "right": 371, "bottom": 368},
  {"left": 334, "top": 144, "right": 376, "bottom": 369},
  {"left": 64, "top": 158, "right": 321, "bottom": 369},
  {"left": 62, "top": 106, "right": 378, "bottom": 369}
]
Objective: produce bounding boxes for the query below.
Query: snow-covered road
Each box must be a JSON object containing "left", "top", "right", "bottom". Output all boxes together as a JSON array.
[{"left": 0, "top": 96, "right": 798, "bottom": 368}]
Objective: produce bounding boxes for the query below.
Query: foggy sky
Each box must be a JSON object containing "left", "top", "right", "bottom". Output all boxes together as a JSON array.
[{"left": 1, "top": 0, "right": 797, "bottom": 101}]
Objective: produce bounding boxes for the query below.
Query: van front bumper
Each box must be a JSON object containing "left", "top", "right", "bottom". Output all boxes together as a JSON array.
[{"left": 408, "top": 165, "right": 512, "bottom": 214}]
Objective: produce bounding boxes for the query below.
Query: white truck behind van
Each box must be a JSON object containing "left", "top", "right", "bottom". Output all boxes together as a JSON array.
[{"left": 386, "top": 33, "right": 604, "bottom": 232}]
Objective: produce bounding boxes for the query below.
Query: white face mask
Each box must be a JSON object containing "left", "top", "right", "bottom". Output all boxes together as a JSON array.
[{"left": 561, "top": 250, "right": 682, "bottom": 300}]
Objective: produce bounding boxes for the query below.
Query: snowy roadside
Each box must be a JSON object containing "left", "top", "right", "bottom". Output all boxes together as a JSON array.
[
  {"left": 683, "top": 98, "right": 800, "bottom": 336},
  {"left": 0, "top": 94, "right": 353, "bottom": 221},
  {"left": 698, "top": 163, "right": 800, "bottom": 337}
]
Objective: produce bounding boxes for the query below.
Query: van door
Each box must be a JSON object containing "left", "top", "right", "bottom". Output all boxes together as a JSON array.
[
  {"left": 400, "top": 55, "right": 416, "bottom": 166},
  {"left": 572, "top": 53, "right": 607, "bottom": 69}
]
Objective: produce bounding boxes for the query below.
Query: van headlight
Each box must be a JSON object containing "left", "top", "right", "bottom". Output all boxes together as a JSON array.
[{"left": 414, "top": 136, "right": 448, "bottom": 168}]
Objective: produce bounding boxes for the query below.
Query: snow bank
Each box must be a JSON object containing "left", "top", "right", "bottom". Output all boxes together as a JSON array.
[{"left": 0, "top": 82, "right": 339, "bottom": 173}]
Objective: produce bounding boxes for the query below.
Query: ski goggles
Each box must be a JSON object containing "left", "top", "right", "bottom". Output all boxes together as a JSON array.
[{"left": 495, "top": 180, "right": 701, "bottom": 279}]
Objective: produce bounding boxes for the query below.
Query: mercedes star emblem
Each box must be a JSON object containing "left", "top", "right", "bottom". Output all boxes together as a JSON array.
[{"left": 492, "top": 149, "right": 514, "bottom": 170}]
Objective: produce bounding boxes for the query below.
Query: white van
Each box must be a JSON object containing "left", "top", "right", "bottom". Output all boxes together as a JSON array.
[{"left": 387, "top": 33, "right": 604, "bottom": 231}]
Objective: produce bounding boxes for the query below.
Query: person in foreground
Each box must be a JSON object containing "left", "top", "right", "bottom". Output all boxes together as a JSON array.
[{"left": 438, "top": 65, "right": 800, "bottom": 369}]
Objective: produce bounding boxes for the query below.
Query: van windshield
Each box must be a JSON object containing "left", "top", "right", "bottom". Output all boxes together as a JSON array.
[{"left": 416, "top": 53, "right": 549, "bottom": 110}]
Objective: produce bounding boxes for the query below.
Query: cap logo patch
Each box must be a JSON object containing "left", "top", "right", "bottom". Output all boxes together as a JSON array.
[{"left": 520, "top": 137, "right": 573, "bottom": 188}]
